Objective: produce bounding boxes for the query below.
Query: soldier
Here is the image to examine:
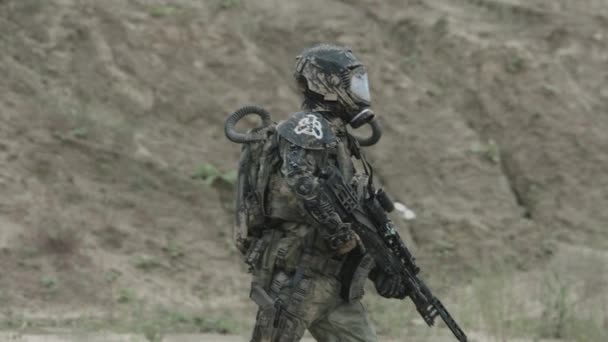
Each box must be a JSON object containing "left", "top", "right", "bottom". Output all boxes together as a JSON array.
[{"left": 226, "top": 44, "right": 408, "bottom": 342}]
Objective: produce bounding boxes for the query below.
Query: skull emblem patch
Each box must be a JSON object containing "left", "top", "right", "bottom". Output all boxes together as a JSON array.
[{"left": 294, "top": 114, "right": 324, "bottom": 139}]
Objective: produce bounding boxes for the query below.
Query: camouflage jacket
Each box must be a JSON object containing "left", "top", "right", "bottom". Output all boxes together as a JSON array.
[{"left": 264, "top": 111, "right": 368, "bottom": 262}]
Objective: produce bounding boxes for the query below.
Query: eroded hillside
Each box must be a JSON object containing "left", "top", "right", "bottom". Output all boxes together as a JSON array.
[{"left": 0, "top": 0, "right": 606, "bottom": 339}]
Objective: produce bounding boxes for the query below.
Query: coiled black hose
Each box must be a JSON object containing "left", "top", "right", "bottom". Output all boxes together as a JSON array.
[
  {"left": 225, "top": 105, "right": 273, "bottom": 144},
  {"left": 356, "top": 118, "right": 382, "bottom": 147}
]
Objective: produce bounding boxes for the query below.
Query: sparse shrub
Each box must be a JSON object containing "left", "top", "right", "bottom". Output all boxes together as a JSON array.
[
  {"left": 192, "top": 163, "right": 237, "bottom": 185},
  {"left": 162, "top": 240, "right": 185, "bottom": 259},
  {"left": 539, "top": 273, "right": 571, "bottom": 339},
  {"left": 40, "top": 276, "right": 57, "bottom": 291},
  {"left": 149, "top": 5, "right": 179, "bottom": 18},
  {"left": 474, "top": 271, "right": 514, "bottom": 340},
  {"left": 505, "top": 55, "right": 526, "bottom": 74},
  {"left": 192, "top": 163, "right": 220, "bottom": 184},
  {"left": 37, "top": 219, "right": 81, "bottom": 255},
  {"left": 403, "top": 54, "right": 418, "bottom": 67},
  {"left": 470, "top": 139, "right": 501, "bottom": 164},
  {"left": 541, "top": 83, "right": 560, "bottom": 97},
  {"left": 68, "top": 127, "right": 89, "bottom": 139},
  {"left": 168, "top": 311, "right": 190, "bottom": 325},
  {"left": 432, "top": 16, "right": 449, "bottom": 36},
  {"left": 220, "top": 170, "right": 238, "bottom": 185},
  {"left": 104, "top": 269, "right": 122, "bottom": 284},
  {"left": 141, "top": 321, "right": 165, "bottom": 342},
  {"left": 219, "top": 0, "right": 241, "bottom": 10},
  {"left": 117, "top": 288, "right": 136, "bottom": 304},
  {"left": 536, "top": 272, "right": 607, "bottom": 341},
  {"left": 134, "top": 255, "right": 163, "bottom": 271},
  {"left": 193, "top": 316, "right": 237, "bottom": 334}
]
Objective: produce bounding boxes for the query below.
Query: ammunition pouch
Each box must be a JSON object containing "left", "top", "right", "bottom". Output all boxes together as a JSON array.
[
  {"left": 250, "top": 270, "right": 314, "bottom": 341},
  {"left": 273, "top": 236, "right": 305, "bottom": 273},
  {"left": 249, "top": 229, "right": 282, "bottom": 292},
  {"left": 244, "top": 236, "right": 270, "bottom": 272}
]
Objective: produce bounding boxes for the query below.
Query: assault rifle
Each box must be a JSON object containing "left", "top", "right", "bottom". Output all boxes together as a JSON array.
[{"left": 324, "top": 172, "right": 468, "bottom": 342}]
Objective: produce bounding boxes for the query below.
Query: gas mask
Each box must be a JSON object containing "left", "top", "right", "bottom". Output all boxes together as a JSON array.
[{"left": 346, "top": 66, "right": 374, "bottom": 128}]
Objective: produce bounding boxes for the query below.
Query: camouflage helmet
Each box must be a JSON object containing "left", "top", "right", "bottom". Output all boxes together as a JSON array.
[{"left": 294, "top": 44, "right": 374, "bottom": 128}]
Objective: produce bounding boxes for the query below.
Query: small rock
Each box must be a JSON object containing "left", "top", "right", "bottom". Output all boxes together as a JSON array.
[{"left": 592, "top": 31, "right": 603, "bottom": 41}]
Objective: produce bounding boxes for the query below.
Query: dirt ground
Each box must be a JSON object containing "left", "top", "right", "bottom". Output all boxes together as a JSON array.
[
  {"left": 0, "top": 0, "right": 607, "bottom": 341},
  {"left": 0, "top": 332, "right": 569, "bottom": 342}
]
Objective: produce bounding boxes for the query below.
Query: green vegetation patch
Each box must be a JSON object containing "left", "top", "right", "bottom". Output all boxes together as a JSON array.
[
  {"left": 148, "top": 5, "right": 180, "bottom": 18},
  {"left": 192, "top": 163, "right": 237, "bottom": 185}
]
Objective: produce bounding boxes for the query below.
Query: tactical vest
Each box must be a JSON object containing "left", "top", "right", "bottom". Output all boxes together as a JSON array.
[{"left": 240, "top": 111, "right": 376, "bottom": 304}]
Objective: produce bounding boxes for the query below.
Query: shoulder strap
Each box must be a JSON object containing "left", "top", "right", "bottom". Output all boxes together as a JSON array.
[{"left": 346, "top": 131, "right": 375, "bottom": 194}]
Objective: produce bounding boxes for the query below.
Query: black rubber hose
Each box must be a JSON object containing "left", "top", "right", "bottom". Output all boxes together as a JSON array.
[
  {"left": 225, "top": 105, "right": 273, "bottom": 144},
  {"left": 356, "top": 118, "right": 382, "bottom": 147}
]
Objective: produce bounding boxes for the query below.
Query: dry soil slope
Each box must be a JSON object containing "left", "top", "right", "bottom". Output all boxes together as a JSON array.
[{"left": 0, "top": 0, "right": 606, "bottom": 327}]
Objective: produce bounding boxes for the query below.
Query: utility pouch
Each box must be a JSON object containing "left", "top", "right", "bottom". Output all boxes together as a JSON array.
[
  {"left": 250, "top": 283, "right": 277, "bottom": 311},
  {"left": 251, "top": 229, "right": 282, "bottom": 291},
  {"left": 274, "top": 236, "right": 304, "bottom": 273},
  {"left": 244, "top": 237, "right": 268, "bottom": 272},
  {"left": 250, "top": 282, "right": 285, "bottom": 332},
  {"left": 287, "top": 277, "right": 313, "bottom": 318},
  {"left": 251, "top": 271, "right": 292, "bottom": 330}
]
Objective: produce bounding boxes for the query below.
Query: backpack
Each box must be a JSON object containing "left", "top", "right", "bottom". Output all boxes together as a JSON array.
[{"left": 225, "top": 106, "right": 281, "bottom": 254}]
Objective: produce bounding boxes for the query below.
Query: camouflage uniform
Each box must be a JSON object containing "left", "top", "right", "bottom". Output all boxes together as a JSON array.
[
  {"left": 250, "top": 113, "right": 378, "bottom": 342},
  {"left": 231, "top": 45, "right": 407, "bottom": 342}
]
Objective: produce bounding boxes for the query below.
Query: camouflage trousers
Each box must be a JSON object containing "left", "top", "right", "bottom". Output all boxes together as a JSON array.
[{"left": 250, "top": 270, "right": 378, "bottom": 342}]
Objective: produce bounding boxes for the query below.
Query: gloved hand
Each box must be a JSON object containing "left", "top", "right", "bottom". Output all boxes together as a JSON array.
[
  {"left": 326, "top": 224, "right": 359, "bottom": 255},
  {"left": 373, "top": 271, "right": 408, "bottom": 299},
  {"left": 335, "top": 231, "right": 360, "bottom": 255}
]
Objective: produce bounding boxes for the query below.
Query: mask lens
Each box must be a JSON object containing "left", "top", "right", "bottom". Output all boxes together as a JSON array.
[{"left": 350, "top": 69, "right": 371, "bottom": 103}]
